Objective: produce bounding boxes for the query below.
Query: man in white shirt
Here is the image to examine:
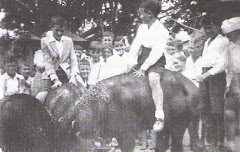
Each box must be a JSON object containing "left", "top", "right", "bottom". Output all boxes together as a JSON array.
[
  {"left": 195, "top": 16, "right": 229, "bottom": 150},
  {"left": 129, "top": 0, "right": 169, "bottom": 132},
  {"left": 221, "top": 16, "right": 240, "bottom": 151}
]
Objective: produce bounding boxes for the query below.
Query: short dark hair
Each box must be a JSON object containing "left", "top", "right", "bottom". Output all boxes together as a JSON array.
[
  {"left": 50, "top": 15, "right": 67, "bottom": 28},
  {"left": 202, "top": 15, "right": 221, "bottom": 27},
  {"left": 139, "top": 0, "right": 161, "bottom": 18},
  {"left": 193, "top": 36, "right": 208, "bottom": 45},
  {"left": 4, "top": 57, "right": 17, "bottom": 65},
  {"left": 78, "top": 58, "right": 90, "bottom": 66}
]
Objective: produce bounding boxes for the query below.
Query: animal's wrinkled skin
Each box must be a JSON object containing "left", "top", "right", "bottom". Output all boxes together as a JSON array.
[
  {"left": 0, "top": 94, "right": 54, "bottom": 152},
  {"left": 46, "top": 70, "right": 202, "bottom": 152}
]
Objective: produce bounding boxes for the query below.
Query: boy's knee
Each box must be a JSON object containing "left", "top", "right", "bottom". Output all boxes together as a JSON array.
[
  {"left": 148, "top": 72, "right": 160, "bottom": 86},
  {"left": 35, "top": 91, "right": 48, "bottom": 104}
]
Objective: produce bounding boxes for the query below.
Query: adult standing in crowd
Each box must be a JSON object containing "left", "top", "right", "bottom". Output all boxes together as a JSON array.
[
  {"left": 35, "top": 16, "right": 79, "bottom": 103},
  {"left": 221, "top": 17, "right": 240, "bottom": 152},
  {"left": 195, "top": 16, "right": 229, "bottom": 151},
  {"left": 129, "top": 0, "right": 169, "bottom": 132}
]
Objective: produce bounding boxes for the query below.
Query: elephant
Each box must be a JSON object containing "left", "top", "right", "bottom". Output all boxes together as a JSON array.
[
  {"left": 45, "top": 69, "right": 203, "bottom": 152},
  {"left": 0, "top": 94, "right": 54, "bottom": 152}
]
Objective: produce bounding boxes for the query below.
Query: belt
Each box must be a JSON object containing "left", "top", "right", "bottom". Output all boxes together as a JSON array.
[
  {"left": 202, "top": 67, "right": 213, "bottom": 73},
  {"left": 36, "top": 67, "right": 44, "bottom": 73}
]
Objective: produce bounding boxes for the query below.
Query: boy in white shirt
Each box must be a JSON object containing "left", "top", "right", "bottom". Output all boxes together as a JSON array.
[
  {"left": 183, "top": 36, "right": 207, "bottom": 87},
  {"left": 18, "top": 62, "right": 34, "bottom": 95},
  {"left": 76, "top": 58, "right": 91, "bottom": 88},
  {"left": 0, "top": 58, "right": 26, "bottom": 100},
  {"left": 129, "top": 0, "right": 169, "bottom": 132}
]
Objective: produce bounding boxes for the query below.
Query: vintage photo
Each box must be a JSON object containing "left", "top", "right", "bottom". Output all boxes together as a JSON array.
[{"left": 0, "top": 0, "right": 240, "bottom": 151}]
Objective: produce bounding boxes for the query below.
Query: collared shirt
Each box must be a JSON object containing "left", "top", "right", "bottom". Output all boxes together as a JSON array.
[
  {"left": 34, "top": 50, "right": 44, "bottom": 68},
  {"left": 23, "top": 76, "right": 34, "bottom": 95},
  {"left": 226, "top": 42, "right": 240, "bottom": 73},
  {"left": 182, "top": 56, "right": 202, "bottom": 87},
  {"left": 100, "top": 54, "right": 127, "bottom": 81},
  {"left": 129, "top": 19, "right": 169, "bottom": 71},
  {"left": 76, "top": 74, "right": 88, "bottom": 88},
  {"left": 0, "top": 73, "right": 26, "bottom": 99},
  {"left": 225, "top": 42, "right": 240, "bottom": 86},
  {"left": 200, "top": 34, "right": 229, "bottom": 75},
  {"left": 48, "top": 31, "right": 64, "bottom": 58},
  {"left": 88, "top": 60, "right": 104, "bottom": 85},
  {"left": 41, "top": 31, "right": 79, "bottom": 81},
  {"left": 164, "top": 52, "right": 175, "bottom": 71}
]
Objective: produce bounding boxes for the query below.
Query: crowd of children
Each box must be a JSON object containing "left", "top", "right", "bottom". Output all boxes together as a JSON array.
[{"left": 2, "top": 12, "right": 240, "bottom": 151}]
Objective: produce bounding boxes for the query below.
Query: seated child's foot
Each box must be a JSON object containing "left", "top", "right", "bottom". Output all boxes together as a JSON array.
[{"left": 153, "top": 118, "right": 164, "bottom": 132}]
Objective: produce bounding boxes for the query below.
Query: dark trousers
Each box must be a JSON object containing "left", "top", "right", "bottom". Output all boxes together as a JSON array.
[
  {"left": 56, "top": 67, "right": 68, "bottom": 84},
  {"left": 199, "top": 71, "right": 226, "bottom": 145}
]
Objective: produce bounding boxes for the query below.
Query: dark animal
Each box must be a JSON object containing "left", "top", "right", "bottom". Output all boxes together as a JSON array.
[
  {"left": 45, "top": 83, "right": 100, "bottom": 151},
  {"left": 0, "top": 94, "right": 54, "bottom": 152},
  {"left": 46, "top": 70, "right": 202, "bottom": 152}
]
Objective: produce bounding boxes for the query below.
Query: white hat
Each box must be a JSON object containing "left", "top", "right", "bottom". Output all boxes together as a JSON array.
[{"left": 221, "top": 17, "right": 240, "bottom": 34}]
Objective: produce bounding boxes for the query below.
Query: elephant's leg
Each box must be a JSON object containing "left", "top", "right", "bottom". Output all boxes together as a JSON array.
[
  {"left": 188, "top": 115, "right": 205, "bottom": 151},
  {"left": 171, "top": 122, "right": 187, "bottom": 152},
  {"left": 225, "top": 110, "right": 237, "bottom": 151},
  {"left": 155, "top": 129, "right": 170, "bottom": 152},
  {"left": 117, "top": 131, "right": 136, "bottom": 152}
]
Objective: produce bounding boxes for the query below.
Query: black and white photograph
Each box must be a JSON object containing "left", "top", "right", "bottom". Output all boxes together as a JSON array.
[{"left": 0, "top": 0, "right": 240, "bottom": 151}]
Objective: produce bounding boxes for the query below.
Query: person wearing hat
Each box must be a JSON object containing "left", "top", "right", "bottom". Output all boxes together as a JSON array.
[
  {"left": 195, "top": 15, "right": 229, "bottom": 151},
  {"left": 221, "top": 16, "right": 240, "bottom": 151},
  {"left": 128, "top": 0, "right": 169, "bottom": 132}
]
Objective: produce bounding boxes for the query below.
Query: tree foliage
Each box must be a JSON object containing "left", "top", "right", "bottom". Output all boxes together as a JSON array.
[{"left": 1, "top": 0, "right": 240, "bottom": 39}]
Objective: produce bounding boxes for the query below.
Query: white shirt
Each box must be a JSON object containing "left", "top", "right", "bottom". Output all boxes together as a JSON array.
[
  {"left": 225, "top": 43, "right": 240, "bottom": 86},
  {"left": 88, "top": 54, "right": 128, "bottom": 85},
  {"left": 76, "top": 74, "right": 88, "bottom": 88},
  {"left": 100, "top": 54, "right": 127, "bottom": 81},
  {"left": 201, "top": 34, "right": 229, "bottom": 75},
  {"left": 48, "top": 32, "right": 64, "bottom": 58},
  {"left": 34, "top": 50, "right": 44, "bottom": 68},
  {"left": 226, "top": 42, "right": 240, "bottom": 73},
  {"left": 23, "top": 76, "right": 34, "bottom": 95},
  {"left": 88, "top": 60, "right": 104, "bottom": 85},
  {"left": 183, "top": 56, "right": 202, "bottom": 87},
  {"left": 0, "top": 73, "right": 26, "bottom": 99},
  {"left": 129, "top": 19, "right": 169, "bottom": 71}
]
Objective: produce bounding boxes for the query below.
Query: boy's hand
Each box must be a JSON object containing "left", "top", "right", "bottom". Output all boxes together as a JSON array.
[
  {"left": 51, "top": 78, "right": 62, "bottom": 89},
  {"left": 133, "top": 68, "right": 145, "bottom": 77},
  {"left": 69, "top": 76, "right": 77, "bottom": 86},
  {"left": 196, "top": 72, "right": 211, "bottom": 82}
]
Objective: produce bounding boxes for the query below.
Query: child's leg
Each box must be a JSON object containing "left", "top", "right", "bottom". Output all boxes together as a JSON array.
[
  {"left": 35, "top": 91, "right": 48, "bottom": 104},
  {"left": 148, "top": 72, "right": 164, "bottom": 132}
]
